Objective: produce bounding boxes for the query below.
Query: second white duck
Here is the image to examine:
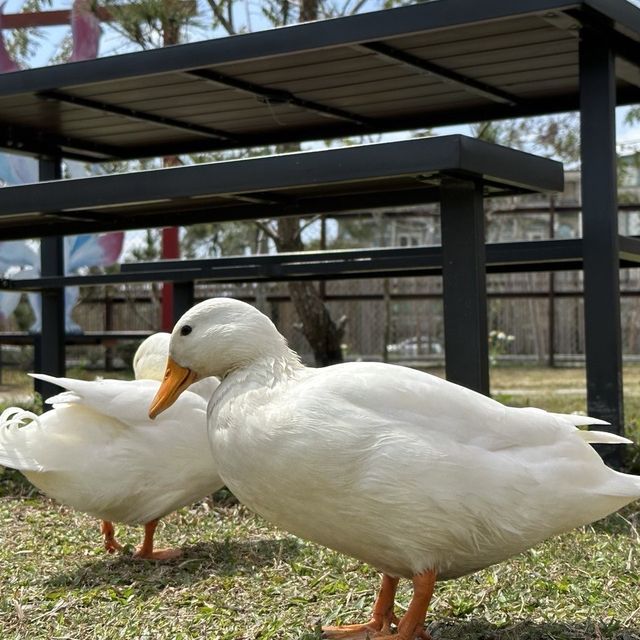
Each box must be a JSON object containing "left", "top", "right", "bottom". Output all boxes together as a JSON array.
[{"left": 0, "top": 333, "right": 223, "bottom": 560}]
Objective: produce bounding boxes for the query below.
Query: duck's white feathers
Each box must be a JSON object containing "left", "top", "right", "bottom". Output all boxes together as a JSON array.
[
  {"left": 211, "top": 359, "right": 640, "bottom": 580},
  {"left": 0, "top": 374, "right": 223, "bottom": 525},
  {"left": 0, "top": 408, "right": 44, "bottom": 471}
]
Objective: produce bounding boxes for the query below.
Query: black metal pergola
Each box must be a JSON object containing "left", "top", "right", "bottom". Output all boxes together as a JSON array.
[{"left": 0, "top": 0, "right": 639, "bottom": 440}]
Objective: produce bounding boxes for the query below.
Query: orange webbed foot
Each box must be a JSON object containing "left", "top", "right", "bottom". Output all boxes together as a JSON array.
[
  {"left": 323, "top": 570, "right": 436, "bottom": 640},
  {"left": 322, "top": 621, "right": 386, "bottom": 639},
  {"left": 323, "top": 620, "right": 430, "bottom": 640},
  {"left": 132, "top": 519, "right": 182, "bottom": 561},
  {"left": 101, "top": 520, "right": 123, "bottom": 554},
  {"left": 322, "top": 574, "right": 399, "bottom": 639},
  {"left": 371, "top": 627, "right": 431, "bottom": 640},
  {"left": 133, "top": 546, "right": 182, "bottom": 561}
]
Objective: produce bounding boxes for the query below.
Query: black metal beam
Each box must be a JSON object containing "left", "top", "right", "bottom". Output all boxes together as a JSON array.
[
  {"left": 579, "top": 28, "right": 624, "bottom": 452},
  {"left": 440, "top": 176, "right": 489, "bottom": 395},
  {"left": 619, "top": 235, "right": 640, "bottom": 262},
  {"left": 0, "top": 136, "right": 563, "bottom": 223},
  {"left": 185, "top": 69, "right": 374, "bottom": 126},
  {"left": 9, "top": 237, "right": 637, "bottom": 291},
  {"left": 37, "top": 90, "right": 239, "bottom": 143},
  {"left": 0, "top": 331, "right": 152, "bottom": 345},
  {"left": 359, "top": 42, "right": 522, "bottom": 107},
  {"left": 0, "top": 121, "right": 124, "bottom": 161}
]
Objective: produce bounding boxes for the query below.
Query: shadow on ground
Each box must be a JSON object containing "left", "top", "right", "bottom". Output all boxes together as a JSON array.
[
  {"left": 46, "top": 536, "right": 303, "bottom": 594},
  {"left": 428, "top": 619, "right": 640, "bottom": 640}
]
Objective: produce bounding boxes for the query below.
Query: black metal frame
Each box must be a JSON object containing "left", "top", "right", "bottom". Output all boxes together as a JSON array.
[
  {"left": 3, "top": 238, "right": 640, "bottom": 292},
  {"left": 0, "top": 0, "right": 637, "bottom": 443}
]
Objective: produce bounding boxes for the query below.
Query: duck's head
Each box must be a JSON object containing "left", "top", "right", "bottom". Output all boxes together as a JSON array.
[
  {"left": 149, "top": 297, "right": 286, "bottom": 418},
  {"left": 132, "top": 332, "right": 171, "bottom": 381}
]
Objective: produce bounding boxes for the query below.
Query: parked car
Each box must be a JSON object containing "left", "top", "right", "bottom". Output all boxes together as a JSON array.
[{"left": 387, "top": 336, "right": 443, "bottom": 356}]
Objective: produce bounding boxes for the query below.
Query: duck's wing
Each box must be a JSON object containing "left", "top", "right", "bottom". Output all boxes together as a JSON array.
[
  {"left": 280, "top": 362, "right": 640, "bottom": 524},
  {"left": 31, "top": 373, "right": 161, "bottom": 424},
  {"left": 293, "top": 362, "right": 619, "bottom": 452}
]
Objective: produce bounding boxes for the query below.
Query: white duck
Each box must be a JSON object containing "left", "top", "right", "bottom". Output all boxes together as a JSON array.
[
  {"left": 133, "top": 332, "right": 220, "bottom": 403},
  {"left": 0, "top": 333, "right": 223, "bottom": 560},
  {"left": 150, "top": 298, "right": 640, "bottom": 639}
]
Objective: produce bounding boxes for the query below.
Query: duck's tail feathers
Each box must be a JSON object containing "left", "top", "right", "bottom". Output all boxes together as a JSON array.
[
  {"left": 604, "top": 469, "right": 640, "bottom": 499},
  {"left": 29, "top": 372, "right": 62, "bottom": 389},
  {"left": 28, "top": 373, "right": 81, "bottom": 405},
  {"left": 575, "top": 430, "right": 633, "bottom": 445},
  {"left": 45, "top": 391, "right": 81, "bottom": 405},
  {"left": 0, "top": 407, "right": 44, "bottom": 471},
  {"left": 550, "top": 412, "right": 631, "bottom": 444},
  {"left": 28, "top": 372, "right": 58, "bottom": 384},
  {"left": 552, "top": 412, "right": 610, "bottom": 427}
]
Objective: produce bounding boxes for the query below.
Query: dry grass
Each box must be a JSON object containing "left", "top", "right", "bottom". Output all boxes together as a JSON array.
[{"left": 0, "top": 365, "right": 639, "bottom": 639}]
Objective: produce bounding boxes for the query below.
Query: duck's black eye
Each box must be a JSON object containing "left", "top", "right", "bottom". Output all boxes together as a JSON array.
[{"left": 180, "top": 325, "right": 192, "bottom": 336}]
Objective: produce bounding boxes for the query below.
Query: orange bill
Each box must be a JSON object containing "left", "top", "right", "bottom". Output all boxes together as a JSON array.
[{"left": 149, "top": 357, "right": 198, "bottom": 419}]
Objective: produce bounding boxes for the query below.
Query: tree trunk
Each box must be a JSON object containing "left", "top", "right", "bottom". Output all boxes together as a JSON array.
[
  {"left": 276, "top": 215, "right": 345, "bottom": 366},
  {"left": 300, "top": 0, "right": 318, "bottom": 22}
]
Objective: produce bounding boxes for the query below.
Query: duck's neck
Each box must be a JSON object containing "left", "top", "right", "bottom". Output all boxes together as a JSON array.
[
  {"left": 226, "top": 345, "right": 304, "bottom": 387},
  {"left": 209, "top": 348, "right": 304, "bottom": 419}
]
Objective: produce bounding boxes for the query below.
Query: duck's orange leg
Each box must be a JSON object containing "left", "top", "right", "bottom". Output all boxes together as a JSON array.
[
  {"left": 101, "top": 520, "right": 123, "bottom": 554},
  {"left": 322, "top": 573, "right": 399, "bottom": 639},
  {"left": 133, "top": 519, "right": 182, "bottom": 561},
  {"left": 375, "top": 569, "right": 437, "bottom": 640}
]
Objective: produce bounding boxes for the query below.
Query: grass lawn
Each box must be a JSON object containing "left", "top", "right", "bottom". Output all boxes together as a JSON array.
[{"left": 0, "top": 366, "right": 639, "bottom": 639}]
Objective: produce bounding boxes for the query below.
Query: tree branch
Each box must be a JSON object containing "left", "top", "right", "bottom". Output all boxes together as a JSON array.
[
  {"left": 206, "top": 0, "right": 235, "bottom": 34},
  {"left": 343, "top": 0, "right": 369, "bottom": 16},
  {"left": 254, "top": 220, "right": 279, "bottom": 241}
]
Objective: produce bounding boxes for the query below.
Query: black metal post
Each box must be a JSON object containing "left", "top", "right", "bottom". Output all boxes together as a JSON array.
[
  {"left": 172, "top": 281, "right": 195, "bottom": 325},
  {"left": 34, "top": 156, "right": 65, "bottom": 404},
  {"left": 104, "top": 290, "right": 114, "bottom": 371},
  {"left": 440, "top": 176, "right": 489, "bottom": 395},
  {"left": 579, "top": 29, "right": 624, "bottom": 459},
  {"left": 548, "top": 195, "right": 556, "bottom": 368}
]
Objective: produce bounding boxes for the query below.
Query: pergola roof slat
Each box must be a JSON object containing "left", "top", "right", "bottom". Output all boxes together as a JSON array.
[
  {"left": 37, "top": 89, "right": 240, "bottom": 142},
  {"left": 359, "top": 41, "right": 522, "bottom": 106}
]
